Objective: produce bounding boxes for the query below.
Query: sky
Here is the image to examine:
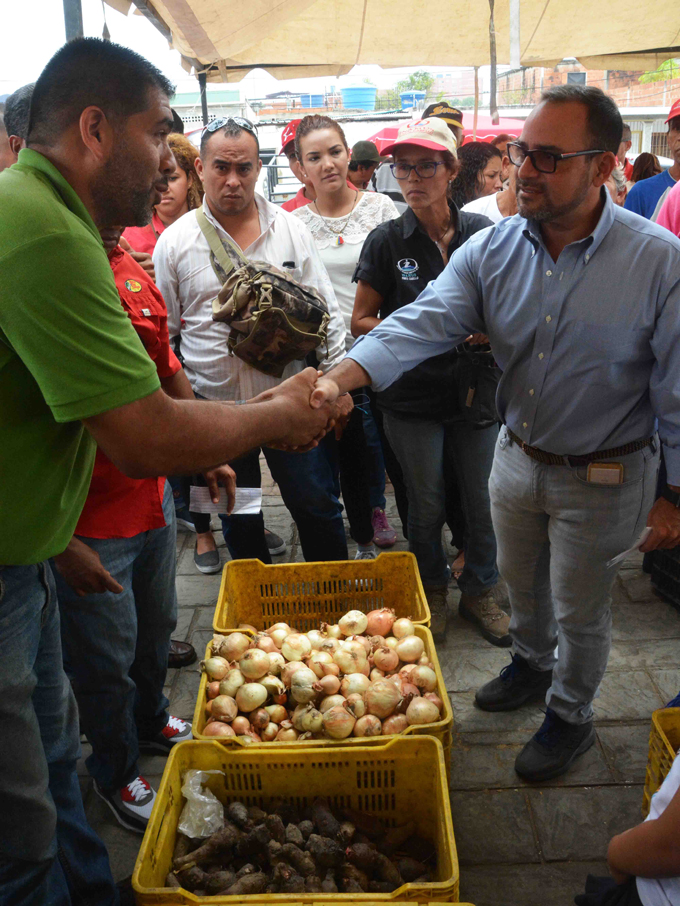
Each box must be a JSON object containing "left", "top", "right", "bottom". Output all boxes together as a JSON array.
[{"left": 0, "top": 0, "right": 483, "bottom": 101}]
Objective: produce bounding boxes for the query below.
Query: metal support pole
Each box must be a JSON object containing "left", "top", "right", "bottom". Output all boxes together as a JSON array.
[
  {"left": 198, "top": 71, "right": 209, "bottom": 126},
  {"left": 473, "top": 67, "right": 479, "bottom": 140},
  {"left": 488, "top": 0, "right": 499, "bottom": 125},
  {"left": 63, "top": 0, "right": 84, "bottom": 40}
]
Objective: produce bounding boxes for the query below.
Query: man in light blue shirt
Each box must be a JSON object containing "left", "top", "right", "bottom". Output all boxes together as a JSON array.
[{"left": 311, "top": 84, "right": 680, "bottom": 782}]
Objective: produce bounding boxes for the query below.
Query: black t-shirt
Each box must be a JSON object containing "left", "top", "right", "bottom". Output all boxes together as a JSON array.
[{"left": 353, "top": 201, "right": 493, "bottom": 420}]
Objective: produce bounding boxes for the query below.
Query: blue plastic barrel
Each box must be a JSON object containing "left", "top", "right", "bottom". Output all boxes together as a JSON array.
[
  {"left": 300, "top": 93, "right": 324, "bottom": 108},
  {"left": 400, "top": 90, "right": 426, "bottom": 110},
  {"left": 341, "top": 86, "right": 377, "bottom": 111}
]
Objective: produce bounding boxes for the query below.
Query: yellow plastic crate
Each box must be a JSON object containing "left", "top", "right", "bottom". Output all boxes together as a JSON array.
[
  {"left": 192, "top": 625, "right": 453, "bottom": 767},
  {"left": 132, "top": 736, "right": 459, "bottom": 904},
  {"left": 642, "top": 707, "right": 680, "bottom": 816},
  {"left": 212, "top": 553, "right": 430, "bottom": 635}
]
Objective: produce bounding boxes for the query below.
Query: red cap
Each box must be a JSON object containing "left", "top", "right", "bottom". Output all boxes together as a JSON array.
[
  {"left": 666, "top": 100, "right": 680, "bottom": 124},
  {"left": 280, "top": 119, "right": 302, "bottom": 154}
]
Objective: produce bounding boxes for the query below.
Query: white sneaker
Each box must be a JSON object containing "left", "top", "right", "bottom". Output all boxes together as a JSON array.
[
  {"left": 94, "top": 775, "right": 157, "bottom": 833},
  {"left": 354, "top": 546, "right": 377, "bottom": 560}
]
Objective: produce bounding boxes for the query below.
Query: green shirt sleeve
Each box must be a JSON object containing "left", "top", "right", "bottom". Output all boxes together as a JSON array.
[{"left": 0, "top": 229, "right": 160, "bottom": 422}]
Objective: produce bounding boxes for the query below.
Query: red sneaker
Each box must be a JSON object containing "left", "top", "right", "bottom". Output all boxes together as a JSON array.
[{"left": 371, "top": 508, "right": 397, "bottom": 548}]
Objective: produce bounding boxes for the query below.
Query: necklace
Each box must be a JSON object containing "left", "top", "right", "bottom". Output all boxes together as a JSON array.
[
  {"left": 313, "top": 190, "right": 359, "bottom": 246},
  {"left": 433, "top": 213, "right": 453, "bottom": 246}
]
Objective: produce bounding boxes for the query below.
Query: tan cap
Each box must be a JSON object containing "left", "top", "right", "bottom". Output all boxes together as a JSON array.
[{"left": 381, "top": 118, "right": 458, "bottom": 158}]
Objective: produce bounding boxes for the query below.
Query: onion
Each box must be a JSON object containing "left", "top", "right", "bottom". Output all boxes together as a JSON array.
[
  {"left": 425, "top": 692, "right": 443, "bottom": 711},
  {"left": 235, "top": 683, "right": 268, "bottom": 712},
  {"left": 238, "top": 623, "right": 257, "bottom": 633},
  {"left": 346, "top": 634, "right": 372, "bottom": 655},
  {"left": 249, "top": 707, "right": 270, "bottom": 730},
  {"left": 210, "top": 634, "right": 226, "bottom": 656},
  {"left": 205, "top": 700, "right": 214, "bottom": 716},
  {"left": 281, "top": 660, "right": 307, "bottom": 687},
  {"left": 365, "top": 680, "right": 402, "bottom": 719},
  {"left": 256, "top": 634, "right": 277, "bottom": 654},
  {"left": 406, "top": 696, "right": 440, "bottom": 725},
  {"left": 384, "top": 636, "right": 399, "bottom": 651},
  {"left": 369, "top": 635, "right": 386, "bottom": 651},
  {"left": 323, "top": 623, "right": 342, "bottom": 639},
  {"left": 267, "top": 652, "right": 286, "bottom": 676},
  {"left": 292, "top": 704, "right": 324, "bottom": 733},
  {"left": 316, "top": 674, "right": 340, "bottom": 696},
  {"left": 345, "top": 693, "right": 366, "bottom": 718},
  {"left": 392, "top": 617, "right": 415, "bottom": 639},
  {"left": 338, "top": 610, "right": 368, "bottom": 636},
  {"left": 353, "top": 715, "right": 382, "bottom": 737},
  {"left": 290, "top": 666, "right": 318, "bottom": 704},
  {"left": 276, "top": 726, "right": 299, "bottom": 741},
  {"left": 319, "top": 637, "right": 341, "bottom": 655},
  {"left": 207, "top": 681, "right": 221, "bottom": 700},
  {"left": 396, "top": 635, "right": 425, "bottom": 663},
  {"left": 267, "top": 622, "right": 291, "bottom": 635},
  {"left": 265, "top": 704, "right": 288, "bottom": 723},
  {"left": 216, "top": 632, "right": 251, "bottom": 662},
  {"left": 319, "top": 694, "right": 345, "bottom": 713},
  {"left": 239, "top": 649, "right": 271, "bottom": 680},
  {"left": 219, "top": 668, "right": 245, "bottom": 698},
  {"left": 231, "top": 715, "right": 251, "bottom": 735},
  {"left": 373, "top": 646, "right": 399, "bottom": 673},
  {"left": 269, "top": 628, "right": 289, "bottom": 649},
  {"left": 418, "top": 654, "right": 431, "bottom": 667},
  {"left": 366, "top": 607, "right": 396, "bottom": 637},
  {"left": 212, "top": 695, "right": 238, "bottom": 722},
  {"left": 322, "top": 704, "right": 356, "bottom": 739},
  {"left": 411, "top": 665, "right": 437, "bottom": 693},
  {"left": 306, "top": 630, "right": 326, "bottom": 650},
  {"left": 370, "top": 668, "right": 385, "bottom": 682},
  {"left": 402, "top": 682, "right": 420, "bottom": 699},
  {"left": 307, "top": 651, "right": 333, "bottom": 678},
  {"left": 202, "top": 656, "right": 229, "bottom": 681},
  {"left": 400, "top": 664, "right": 417, "bottom": 679},
  {"left": 334, "top": 646, "right": 367, "bottom": 675},
  {"left": 203, "top": 721, "right": 236, "bottom": 737},
  {"left": 244, "top": 730, "right": 261, "bottom": 742},
  {"left": 282, "top": 633, "right": 312, "bottom": 662},
  {"left": 340, "top": 673, "right": 370, "bottom": 697},
  {"left": 321, "top": 662, "right": 340, "bottom": 676},
  {"left": 260, "top": 674, "right": 287, "bottom": 701},
  {"left": 382, "top": 713, "right": 409, "bottom": 735},
  {"left": 261, "top": 722, "right": 279, "bottom": 741}
]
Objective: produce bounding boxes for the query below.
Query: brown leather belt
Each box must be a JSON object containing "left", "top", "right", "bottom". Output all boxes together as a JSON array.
[{"left": 506, "top": 428, "right": 654, "bottom": 466}]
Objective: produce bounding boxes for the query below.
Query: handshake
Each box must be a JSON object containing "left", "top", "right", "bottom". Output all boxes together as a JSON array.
[{"left": 250, "top": 366, "right": 352, "bottom": 451}]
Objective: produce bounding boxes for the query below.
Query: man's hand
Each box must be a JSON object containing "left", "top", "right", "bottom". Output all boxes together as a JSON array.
[
  {"left": 251, "top": 368, "right": 335, "bottom": 449},
  {"left": 640, "top": 496, "right": 680, "bottom": 552},
  {"left": 311, "top": 374, "right": 342, "bottom": 410},
  {"left": 467, "top": 333, "right": 490, "bottom": 345},
  {"left": 53, "top": 537, "right": 124, "bottom": 597},
  {"left": 332, "top": 393, "right": 354, "bottom": 440},
  {"left": 203, "top": 464, "right": 236, "bottom": 513},
  {"left": 119, "top": 235, "right": 155, "bottom": 280}
]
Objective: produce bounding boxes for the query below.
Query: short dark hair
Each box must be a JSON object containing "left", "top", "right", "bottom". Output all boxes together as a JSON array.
[
  {"left": 348, "top": 159, "right": 376, "bottom": 170},
  {"left": 200, "top": 119, "right": 260, "bottom": 158},
  {"left": 5, "top": 83, "right": 35, "bottom": 140},
  {"left": 621, "top": 123, "right": 631, "bottom": 141},
  {"left": 539, "top": 84, "right": 622, "bottom": 155},
  {"left": 491, "top": 133, "right": 514, "bottom": 148},
  {"left": 171, "top": 108, "right": 185, "bottom": 135},
  {"left": 27, "top": 38, "right": 174, "bottom": 147}
]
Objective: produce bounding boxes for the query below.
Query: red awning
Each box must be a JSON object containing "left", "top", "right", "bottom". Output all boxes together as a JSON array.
[{"left": 369, "top": 113, "right": 527, "bottom": 154}]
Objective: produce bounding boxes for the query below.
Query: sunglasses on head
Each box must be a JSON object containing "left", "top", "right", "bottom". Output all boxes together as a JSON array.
[{"left": 203, "top": 116, "right": 258, "bottom": 136}]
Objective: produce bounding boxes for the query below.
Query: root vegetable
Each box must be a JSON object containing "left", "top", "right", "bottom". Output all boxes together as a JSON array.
[
  {"left": 282, "top": 633, "right": 312, "bottom": 662},
  {"left": 203, "top": 721, "right": 235, "bottom": 737},
  {"left": 276, "top": 726, "right": 299, "bottom": 741},
  {"left": 424, "top": 692, "right": 443, "bottom": 710},
  {"left": 174, "top": 822, "right": 241, "bottom": 868},
  {"left": 265, "top": 814, "right": 286, "bottom": 843},
  {"left": 250, "top": 707, "right": 269, "bottom": 730},
  {"left": 411, "top": 665, "right": 437, "bottom": 692},
  {"left": 395, "top": 635, "right": 424, "bottom": 663},
  {"left": 268, "top": 652, "right": 286, "bottom": 675},
  {"left": 377, "top": 822, "right": 416, "bottom": 856},
  {"left": 165, "top": 872, "right": 181, "bottom": 888},
  {"left": 219, "top": 872, "right": 268, "bottom": 896},
  {"left": 366, "top": 607, "right": 396, "bottom": 637},
  {"left": 306, "top": 629, "right": 326, "bottom": 650},
  {"left": 281, "top": 660, "right": 307, "bottom": 687},
  {"left": 381, "top": 713, "right": 409, "bottom": 735},
  {"left": 172, "top": 833, "right": 192, "bottom": 862},
  {"left": 211, "top": 695, "right": 237, "bottom": 722},
  {"left": 365, "top": 680, "right": 401, "bottom": 719},
  {"left": 344, "top": 878, "right": 364, "bottom": 892},
  {"left": 373, "top": 646, "right": 399, "bottom": 673},
  {"left": 256, "top": 634, "right": 277, "bottom": 653},
  {"left": 307, "top": 833, "right": 344, "bottom": 868},
  {"left": 281, "top": 842, "right": 316, "bottom": 876},
  {"left": 370, "top": 668, "right": 385, "bottom": 682},
  {"left": 207, "top": 681, "right": 220, "bottom": 700},
  {"left": 204, "top": 871, "right": 236, "bottom": 894},
  {"left": 219, "top": 667, "right": 244, "bottom": 698},
  {"left": 340, "top": 673, "right": 370, "bottom": 697},
  {"left": 353, "top": 714, "right": 382, "bottom": 736},
  {"left": 305, "top": 875, "right": 323, "bottom": 892},
  {"left": 342, "top": 863, "right": 370, "bottom": 891},
  {"left": 322, "top": 704, "right": 356, "bottom": 739},
  {"left": 339, "top": 610, "right": 368, "bottom": 636},
  {"left": 216, "top": 632, "right": 251, "bottom": 662},
  {"left": 338, "top": 820, "right": 355, "bottom": 845},
  {"left": 319, "top": 694, "right": 345, "bottom": 713},
  {"left": 260, "top": 674, "right": 286, "bottom": 699},
  {"left": 346, "top": 843, "right": 403, "bottom": 886},
  {"left": 239, "top": 648, "right": 270, "bottom": 680},
  {"left": 307, "top": 650, "right": 333, "bottom": 678},
  {"left": 392, "top": 617, "right": 415, "bottom": 639},
  {"left": 285, "top": 823, "right": 304, "bottom": 847},
  {"left": 226, "top": 801, "right": 249, "bottom": 828},
  {"left": 248, "top": 805, "right": 268, "bottom": 822},
  {"left": 175, "top": 865, "right": 210, "bottom": 891},
  {"left": 333, "top": 645, "right": 367, "bottom": 675},
  {"left": 369, "top": 880, "right": 399, "bottom": 893},
  {"left": 235, "top": 863, "right": 257, "bottom": 879},
  {"left": 265, "top": 703, "right": 288, "bottom": 723},
  {"left": 231, "top": 715, "right": 251, "bottom": 735},
  {"left": 235, "top": 682, "right": 268, "bottom": 712},
  {"left": 202, "top": 656, "right": 229, "bottom": 681},
  {"left": 299, "top": 819, "right": 314, "bottom": 840},
  {"left": 269, "top": 628, "right": 289, "bottom": 649},
  {"left": 406, "top": 696, "right": 440, "bottom": 725},
  {"left": 316, "top": 674, "right": 340, "bottom": 696},
  {"left": 235, "top": 824, "right": 271, "bottom": 859},
  {"left": 385, "top": 636, "right": 398, "bottom": 650},
  {"left": 397, "top": 857, "right": 429, "bottom": 882},
  {"left": 290, "top": 666, "right": 318, "bottom": 704},
  {"left": 261, "top": 721, "right": 279, "bottom": 741},
  {"left": 321, "top": 869, "right": 338, "bottom": 892},
  {"left": 267, "top": 622, "right": 291, "bottom": 634},
  {"left": 311, "top": 798, "right": 341, "bottom": 839},
  {"left": 345, "top": 693, "right": 366, "bottom": 717}
]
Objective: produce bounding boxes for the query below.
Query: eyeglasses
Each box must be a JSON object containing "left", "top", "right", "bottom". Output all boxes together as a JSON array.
[
  {"left": 391, "top": 161, "right": 446, "bottom": 180},
  {"left": 507, "top": 142, "right": 605, "bottom": 174},
  {"left": 204, "top": 116, "right": 258, "bottom": 136}
]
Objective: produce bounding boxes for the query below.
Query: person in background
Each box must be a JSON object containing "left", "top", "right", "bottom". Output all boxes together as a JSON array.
[
  {"left": 348, "top": 140, "right": 382, "bottom": 190},
  {"left": 422, "top": 101, "right": 465, "bottom": 148},
  {"left": 491, "top": 133, "right": 515, "bottom": 182},
  {"left": 0, "top": 113, "right": 13, "bottom": 173},
  {"left": 3, "top": 83, "right": 34, "bottom": 162},
  {"left": 154, "top": 117, "right": 350, "bottom": 566},
  {"left": 293, "top": 115, "right": 400, "bottom": 557},
  {"left": 617, "top": 123, "right": 633, "bottom": 179},
  {"left": 628, "top": 151, "right": 662, "bottom": 189},
  {"left": 462, "top": 150, "right": 518, "bottom": 222},
  {"left": 657, "top": 173, "right": 680, "bottom": 237},
  {"left": 350, "top": 118, "right": 504, "bottom": 641},
  {"left": 280, "top": 119, "right": 316, "bottom": 212},
  {"left": 449, "top": 141, "right": 503, "bottom": 208},
  {"left": 625, "top": 101, "right": 680, "bottom": 219},
  {"left": 606, "top": 166, "right": 628, "bottom": 206}
]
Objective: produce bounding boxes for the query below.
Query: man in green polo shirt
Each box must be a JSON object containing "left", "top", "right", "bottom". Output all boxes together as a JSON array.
[{"left": 0, "top": 38, "right": 334, "bottom": 904}]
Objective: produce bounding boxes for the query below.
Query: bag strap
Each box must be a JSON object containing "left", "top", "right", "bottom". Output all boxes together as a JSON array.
[{"left": 195, "top": 207, "right": 247, "bottom": 279}]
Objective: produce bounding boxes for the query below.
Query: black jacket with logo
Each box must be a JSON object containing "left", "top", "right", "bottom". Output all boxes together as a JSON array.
[{"left": 353, "top": 200, "right": 492, "bottom": 420}]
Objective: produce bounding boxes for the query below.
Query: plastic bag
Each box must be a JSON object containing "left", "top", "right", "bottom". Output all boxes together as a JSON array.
[{"left": 178, "top": 769, "right": 225, "bottom": 838}]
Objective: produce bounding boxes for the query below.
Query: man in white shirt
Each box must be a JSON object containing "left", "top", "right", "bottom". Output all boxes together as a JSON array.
[{"left": 154, "top": 117, "right": 349, "bottom": 563}]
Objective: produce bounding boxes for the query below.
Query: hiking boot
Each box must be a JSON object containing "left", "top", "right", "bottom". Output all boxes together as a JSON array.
[
  {"left": 475, "top": 653, "right": 553, "bottom": 712},
  {"left": 265, "top": 529, "right": 286, "bottom": 556},
  {"left": 94, "top": 776, "right": 157, "bottom": 833},
  {"left": 138, "top": 715, "right": 193, "bottom": 754},
  {"left": 459, "top": 590, "right": 512, "bottom": 647},
  {"left": 371, "top": 508, "right": 397, "bottom": 548},
  {"left": 515, "top": 708, "right": 596, "bottom": 781},
  {"left": 425, "top": 585, "right": 449, "bottom": 640}
]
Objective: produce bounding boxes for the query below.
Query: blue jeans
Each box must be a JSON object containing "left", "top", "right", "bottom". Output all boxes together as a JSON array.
[
  {"left": 0, "top": 562, "right": 117, "bottom": 905},
  {"left": 54, "top": 482, "right": 177, "bottom": 792},
  {"left": 362, "top": 402, "right": 387, "bottom": 511},
  {"left": 384, "top": 414, "right": 499, "bottom": 591},
  {"left": 219, "top": 446, "right": 348, "bottom": 562},
  {"left": 489, "top": 427, "right": 659, "bottom": 724}
]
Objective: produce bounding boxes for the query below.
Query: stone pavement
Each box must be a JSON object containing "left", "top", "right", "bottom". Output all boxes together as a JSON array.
[{"left": 79, "top": 462, "right": 680, "bottom": 905}]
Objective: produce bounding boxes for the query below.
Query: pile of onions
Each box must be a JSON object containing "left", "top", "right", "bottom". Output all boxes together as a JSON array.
[{"left": 201, "top": 608, "right": 443, "bottom": 741}]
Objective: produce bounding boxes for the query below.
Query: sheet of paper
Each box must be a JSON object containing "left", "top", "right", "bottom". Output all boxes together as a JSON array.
[
  {"left": 606, "top": 526, "right": 652, "bottom": 568},
  {"left": 189, "top": 486, "right": 262, "bottom": 516}
]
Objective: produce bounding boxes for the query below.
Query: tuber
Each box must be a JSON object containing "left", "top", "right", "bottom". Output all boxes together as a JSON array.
[
  {"left": 307, "top": 833, "right": 345, "bottom": 868},
  {"left": 397, "top": 857, "right": 429, "bottom": 882},
  {"left": 164, "top": 872, "right": 181, "bottom": 889},
  {"left": 343, "top": 878, "right": 364, "bottom": 892},
  {"left": 369, "top": 879, "right": 400, "bottom": 893},
  {"left": 281, "top": 842, "right": 316, "bottom": 877},
  {"left": 338, "top": 820, "right": 356, "bottom": 845},
  {"left": 377, "top": 821, "right": 416, "bottom": 856},
  {"left": 234, "top": 863, "right": 257, "bottom": 880},
  {"left": 172, "top": 833, "right": 191, "bottom": 863},
  {"left": 285, "top": 822, "right": 304, "bottom": 847},
  {"left": 226, "top": 800, "right": 250, "bottom": 828},
  {"left": 235, "top": 824, "right": 271, "bottom": 860},
  {"left": 174, "top": 822, "right": 241, "bottom": 868},
  {"left": 321, "top": 868, "right": 338, "bottom": 892},
  {"left": 298, "top": 819, "right": 314, "bottom": 841},
  {"left": 346, "top": 842, "right": 404, "bottom": 886},
  {"left": 247, "top": 805, "right": 268, "bottom": 822},
  {"left": 311, "top": 797, "right": 341, "bottom": 839},
  {"left": 204, "top": 871, "right": 236, "bottom": 894},
  {"left": 305, "top": 874, "right": 323, "bottom": 892},
  {"left": 218, "top": 871, "right": 268, "bottom": 896},
  {"left": 265, "top": 814, "right": 286, "bottom": 843},
  {"left": 342, "top": 862, "right": 370, "bottom": 890},
  {"left": 174, "top": 865, "right": 210, "bottom": 892}
]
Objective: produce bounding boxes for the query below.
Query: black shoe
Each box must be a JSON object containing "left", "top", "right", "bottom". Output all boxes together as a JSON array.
[
  {"left": 168, "top": 639, "right": 197, "bottom": 669},
  {"left": 265, "top": 528, "right": 286, "bottom": 556},
  {"left": 515, "top": 708, "right": 596, "bottom": 781},
  {"left": 475, "top": 653, "right": 553, "bottom": 712}
]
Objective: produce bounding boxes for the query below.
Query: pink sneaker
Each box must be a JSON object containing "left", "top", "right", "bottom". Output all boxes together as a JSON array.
[{"left": 371, "top": 508, "right": 397, "bottom": 548}]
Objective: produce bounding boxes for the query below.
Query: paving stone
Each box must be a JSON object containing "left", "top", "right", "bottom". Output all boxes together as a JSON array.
[
  {"left": 528, "top": 785, "right": 644, "bottom": 862},
  {"left": 460, "top": 860, "right": 610, "bottom": 906},
  {"left": 173, "top": 606, "right": 195, "bottom": 641},
  {"left": 195, "top": 605, "right": 217, "bottom": 630},
  {"left": 168, "top": 668, "right": 202, "bottom": 722},
  {"left": 618, "top": 570, "right": 657, "bottom": 604},
  {"left": 185, "top": 630, "right": 213, "bottom": 667},
  {"left": 611, "top": 603, "right": 680, "bottom": 641},
  {"left": 449, "top": 789, "right": 540, "bottom": 864},
  {"left": 175, "top": 574, "right": 222, "bottom": 606},
  {"left": 597, "top": 724, "right": 651, "bottom": 784},
  {"left": 441, "top": 647, "right": 510, "bottom": 693},
  {"left": 595, "top": 669, "right": 664, "bottom": 721},
  {"left": 608, "top": 637, "right": 680, "bottom": 670},
  {"left": 647, "top": 668, "right": 680, "bottom": 704},
  {"left": 450, "top": 692, "right": 546, "bottom": 738}
]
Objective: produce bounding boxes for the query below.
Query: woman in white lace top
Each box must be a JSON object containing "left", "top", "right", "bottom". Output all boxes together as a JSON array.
[{"left": 293, "top": 116, "right": 400, "bottom": 558}]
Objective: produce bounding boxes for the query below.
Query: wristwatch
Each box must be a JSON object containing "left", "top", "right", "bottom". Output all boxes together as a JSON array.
[{"left": 661, "top": 486, "right": 680, "bottom": 508}]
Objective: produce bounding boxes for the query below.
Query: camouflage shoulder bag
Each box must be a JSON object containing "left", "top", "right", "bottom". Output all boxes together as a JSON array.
[{"left": 196, "top": 208, "right": 330, "bottom": 378}]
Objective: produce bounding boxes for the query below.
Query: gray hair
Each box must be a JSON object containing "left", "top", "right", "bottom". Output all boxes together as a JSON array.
[{"left": 609, "top": 166, "right": 626, "bottom": 193}]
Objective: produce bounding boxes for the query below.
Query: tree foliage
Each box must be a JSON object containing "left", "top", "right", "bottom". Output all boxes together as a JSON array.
[
  {"left": 639, "top": 59, "right": 680, "bottom": 84},
  {"left": 395, "top": 70, "right": 435, "bottom": 94}
]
